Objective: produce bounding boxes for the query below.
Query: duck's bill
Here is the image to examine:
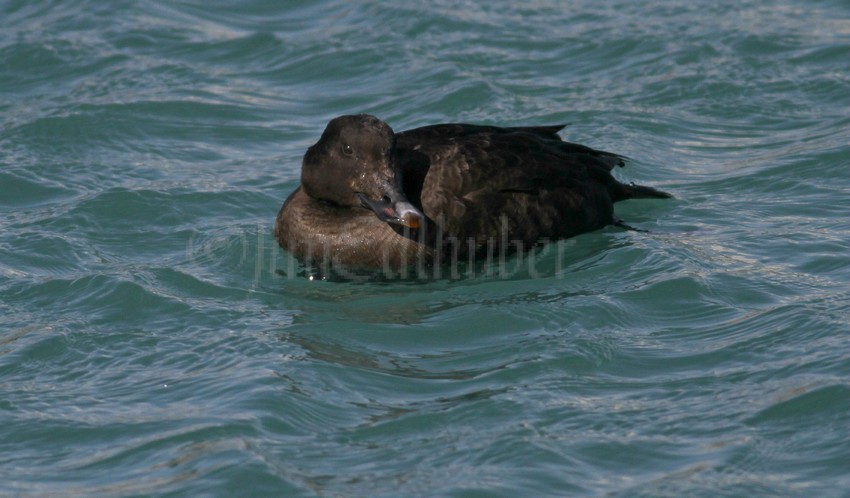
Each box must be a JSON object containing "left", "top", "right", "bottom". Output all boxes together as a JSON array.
[{"left": 357, "top": 193, "right": 423, "bottom": 229}]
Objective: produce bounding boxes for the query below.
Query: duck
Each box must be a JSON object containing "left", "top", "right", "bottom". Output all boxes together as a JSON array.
[{"left": 274, "top": 114, "right": 670, "bottom": 277}]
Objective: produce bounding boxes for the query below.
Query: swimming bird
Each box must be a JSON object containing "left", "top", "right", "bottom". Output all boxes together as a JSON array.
[{"left": 275, "top": 114, "right": 670, "bottom": 276}]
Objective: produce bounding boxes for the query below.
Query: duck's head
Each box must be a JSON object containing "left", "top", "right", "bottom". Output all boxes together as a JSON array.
[{"left": 301, "top": 114, "right": 423, "bottom": 229}]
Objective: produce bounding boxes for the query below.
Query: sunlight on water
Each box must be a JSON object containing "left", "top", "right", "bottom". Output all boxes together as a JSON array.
[{"left": 2, "top": 0, "right": 849, "bottom": 496}]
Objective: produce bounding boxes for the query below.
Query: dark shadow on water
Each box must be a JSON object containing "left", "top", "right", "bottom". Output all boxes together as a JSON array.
[{"left": 271, "top": 234, "right": 629, "bottom": 285}]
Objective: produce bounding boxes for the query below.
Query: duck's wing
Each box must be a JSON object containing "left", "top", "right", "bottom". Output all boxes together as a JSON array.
[
  {"left": 399, "top": 122, "right": 565, "bottom": 142},
  {"left": 397, "top": 123, "right": 624, "bottom": 175},
  {"left": 395, "top": 125, "right": 631, "bottom": 245},
  {"left": 397, "top": 125, "right": 622, "bottom": 196}
]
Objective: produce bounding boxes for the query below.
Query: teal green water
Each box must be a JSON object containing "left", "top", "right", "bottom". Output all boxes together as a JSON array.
[{"left": 2, "top": 0, "right": 850, "bottom": 496}]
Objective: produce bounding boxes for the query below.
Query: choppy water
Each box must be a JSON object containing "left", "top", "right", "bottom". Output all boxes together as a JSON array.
[{"left": 2, "top": 0, "right": 850, "bottom": 496}]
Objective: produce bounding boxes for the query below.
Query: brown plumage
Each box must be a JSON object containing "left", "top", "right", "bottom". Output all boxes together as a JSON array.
[{"left": 274, "top": 114, "right": 670, "bottom": 276}]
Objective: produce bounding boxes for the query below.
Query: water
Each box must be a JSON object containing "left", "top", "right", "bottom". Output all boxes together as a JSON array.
[{"left": 2, "top": 0, "right": 849, "bottom": 496}]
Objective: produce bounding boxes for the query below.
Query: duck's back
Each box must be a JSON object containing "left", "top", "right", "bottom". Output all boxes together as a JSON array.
[{"left": 395, "top": 123, "right": 637, "bottom": 255}]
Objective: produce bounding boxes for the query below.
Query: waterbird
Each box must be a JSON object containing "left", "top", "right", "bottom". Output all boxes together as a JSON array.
[{"left": 275, "top": 114, "right": 671, "bottom": 277}]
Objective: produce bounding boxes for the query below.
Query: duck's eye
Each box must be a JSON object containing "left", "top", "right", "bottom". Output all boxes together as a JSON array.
[{"left": 342, "top": 144, "right": 354, "bottom": 156}]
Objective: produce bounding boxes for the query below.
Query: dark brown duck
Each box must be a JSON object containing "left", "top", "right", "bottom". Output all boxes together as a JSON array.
[{"left": 275, "top": 114, "right": 670, "bottom": 275}]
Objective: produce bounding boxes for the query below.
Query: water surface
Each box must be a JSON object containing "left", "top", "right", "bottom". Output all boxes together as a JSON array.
[{"left": 2, "top": 0, "right": 850, "bottom": 496}]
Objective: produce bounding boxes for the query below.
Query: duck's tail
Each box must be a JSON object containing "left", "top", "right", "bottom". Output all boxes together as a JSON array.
[{"left": 616, "top": 182, "right": 672, "bottom": 202}]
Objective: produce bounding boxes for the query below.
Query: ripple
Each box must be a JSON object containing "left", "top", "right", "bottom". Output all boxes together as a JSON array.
[{"left": 3, "top": 0, "right": 850, "bottom": 495}]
